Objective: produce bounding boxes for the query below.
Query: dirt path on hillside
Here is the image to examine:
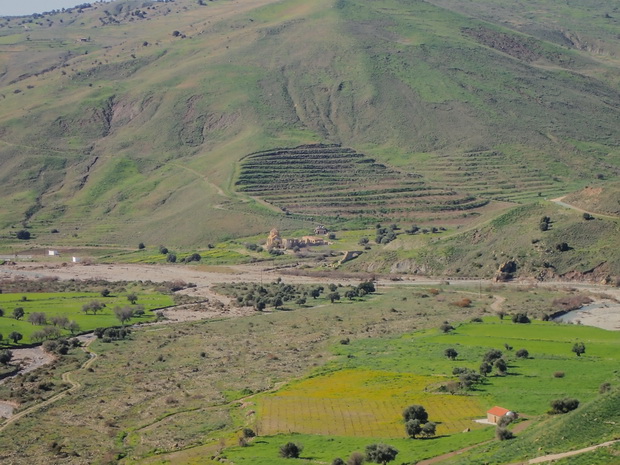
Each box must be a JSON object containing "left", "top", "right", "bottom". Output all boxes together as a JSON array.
[
  {"left": 550, "top": 196, "right": 619, "bottom": 219},
  {"left": 506, "top": 439, "right": 620, "bottom": 465}
]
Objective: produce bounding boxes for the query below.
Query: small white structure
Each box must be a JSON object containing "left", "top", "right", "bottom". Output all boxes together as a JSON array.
[
  {"left": 72, "top": 257, "right": 81, "bottom": 263},
  {"left": 48, "top": 250, "right": 59, "bottom": 256}
]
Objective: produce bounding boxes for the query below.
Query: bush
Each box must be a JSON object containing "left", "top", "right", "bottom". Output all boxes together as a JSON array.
[
  {"left": 553, "top": 371, "right": 565, "bottom": 378},
  {"left": 332, "top": 459, "right": 345, "bottom": 465},
  {"left": 496, "top": 427, "right": 514, "bottom": 440},
  {"left": 279, "top": 442, "right": 302, "bottom": 458},
  {"left": 511, "top": 313, "right": 530, "bottom": 324},
  {"left": 516, "top": 348, "right": 529, "bottom": 359},
  {"left": 599, "top": 382, "right": 612, "bottom": 394},
  {"left": 16, "top": 230, "right": 31, "bottom": 240},
  {"left": 550, "top": 397, "right": 579, "bottom": 414}
]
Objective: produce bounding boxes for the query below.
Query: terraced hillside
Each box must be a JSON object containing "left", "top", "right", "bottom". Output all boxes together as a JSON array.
[
  {"left": 236, "top": 145, "right": 489, "bottom": 220},
  {"left": 419, "top": 150, "right": 574, "bottom": 203}
]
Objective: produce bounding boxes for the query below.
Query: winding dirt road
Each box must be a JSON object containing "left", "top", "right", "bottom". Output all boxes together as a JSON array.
[{"left": 0, "top": 335, "right": 97, "bottom": 430}]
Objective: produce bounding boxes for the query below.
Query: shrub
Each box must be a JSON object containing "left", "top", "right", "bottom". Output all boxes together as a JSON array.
[
  {"left": 279, "top": 442, "right": 302, "bottom": 458},
  {"left": 496, "top": 427, "right": 514, "bottom": 441},
  {"left": 553, "top": 371, "right": 565, "bottom": 378},
  {"left": 16, "top": 230, "right": 31, "bottom": 240},
  {"left": 440, "top": 323, "right": 454, "bottom": 333},
  {"left": 242, "top": 427, "right": 255, "bottom": 438},
  {"left": 599, "top": 382, "right": 612, "bottom": 394},
  {"left": 511, "top": 313, "right": 530, "bottom": 324},
  {"left": 347, "top": 452, "right": 364, "bottom": 465},
  {"left": 550, "top": 398, "right": 579, "bottom": 414},
  {"left": 332, "top": 459, "right": 345, "bottom": 465},
  {"left": 365, "top": 443, "right": 398, "bottom": 464},
  {"left": 452, "top": 298, "right": 472, "bottom": 308},
  {"left": 516, "top": 349, "right": 529, "bottom": 359}
]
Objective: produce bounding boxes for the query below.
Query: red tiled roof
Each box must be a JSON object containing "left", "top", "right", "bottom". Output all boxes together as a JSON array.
[{"left": 487, "top": 406, "right": 510, "bottom": 416}]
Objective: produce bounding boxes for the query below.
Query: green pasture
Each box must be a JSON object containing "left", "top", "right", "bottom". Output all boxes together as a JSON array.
[
  {"left": 329, "top": 319, "right": 620, "bottom": 414},
  {"left": 0, "top": 291, "right": 174, "bottom": 345},
  {"left": 224, "top": 430, "right": 491, "bottom": 465}
]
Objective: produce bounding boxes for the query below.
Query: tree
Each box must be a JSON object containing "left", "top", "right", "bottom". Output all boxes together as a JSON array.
[
  {"left": 159, "top": 245, "right": 168, "bottom": 254},
  {"left": 403, "top": 404, "right": 429, "bottom": 423},
  {"left": 357, "top": 281, "right": 376, "bottom": 294},
  {"left": 0, "top": 349, "right": 12, "bottom": 365},
  {"left": 16, "top": 230, "right": 31, "bottom": 240},
  {"left": 483, "top": 349, "right": 503, "bottom": 363},
  {"left": 497, "top": 310, "right": 506, "bottom": 320},
  {"left": 572, "top": 342, "right": 586, "bottom": 357},
  {"left": 365, "top": 443, "right": 399, "bottom": 464},
  {"left": 138, "top": 242, "right": 145, "bottom": 250},
  {"left": 114, "top": 306, "right": 134, "bottom": 325},
  {"left": 82, "top": 300, "right": 103, "bottom": 315},
  {"left": 310, "top": 288, "right": 321, "bottom": 299},
  {"left": 12, "top": 307, "right": 25, "bottom": 320},
  {"left": 0, "top": 307, "right": 4, "bottom": 317},
  {"left": 344, "top": 290, "right": 358, "bottom": 300},
  {"left": 583, "top": 212, "right": 594, "bottom": 220},
  {"left": 444, "top": 348, "right": 458, "bottom": 360},
  {"left": 273, "top": 296, "right": 283, "bottom": 309},
  {"left": 67, "top": 320, "right": 80, "bottom": 335},
  {"left": 479, "top": 361, "right": 492, "bottom": 376},
  {"left": 405, "top": 419, "right": 423, "bottom": 438},
  {"left": 100, "top": 288, "right": 111, "bottom": 297},
  {"left": 127, "top": 293, "right": 138, "bottom": 305},
  {"left": 332, "top": 459, "right": 345, "bottom": 465},
  {"left": 328, "top": 292, "right": 340, "bottom": 303},
  {"left": 279, "top": 442, "right": 302, "bottom": 458},
  {"left": 28, "top": 312, "right": 47, "bottom": 326},
  {"left": 8, "top": 331, "right": 23, "bottom": 344},
  {"left": 494, "top": 358, "right": 507, "bottom": 375},
  {"left": 550, "top": 398, "right": 579, "bottom": 414},
  {"left": 421, "top": 421, "right": 437, "bottom": 438},
  {"left": 516, "top": 349, "right": 529, "bottom": 359},
  {"left": 167, "top": 253, "right": 177, "bottom": 263}
]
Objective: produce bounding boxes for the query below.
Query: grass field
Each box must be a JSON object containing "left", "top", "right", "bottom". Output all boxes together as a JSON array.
[
  {"left": 257, "top": 369, "right": 484, "bottom": 437},
  {"left": 0, "top": 291, "right": 174, "bottom": 345}
]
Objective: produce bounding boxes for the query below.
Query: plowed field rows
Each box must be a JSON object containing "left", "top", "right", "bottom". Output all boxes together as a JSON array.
[{"left": 256, "top": 369, "right": 484, "bottom": 438}]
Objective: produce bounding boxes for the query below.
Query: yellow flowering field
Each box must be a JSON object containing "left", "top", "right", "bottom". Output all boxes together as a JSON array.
[{"left": 256, "top": 369, "right": 484, "bottom": 437}]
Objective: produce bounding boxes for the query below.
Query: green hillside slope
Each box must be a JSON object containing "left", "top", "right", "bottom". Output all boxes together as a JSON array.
[{"left": 0, "top": 0, "right": 619, "bottom": 247}]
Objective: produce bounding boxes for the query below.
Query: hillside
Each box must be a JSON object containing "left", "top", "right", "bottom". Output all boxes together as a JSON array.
[
  {"left": 0, "top": 0, "right": 619, "bottom": 250},
  {"left": 346, "top": 200, "right": 620, "bottom": 279},
  {"left": 562, "top": 183, "right": 620, "bottom": 217}
]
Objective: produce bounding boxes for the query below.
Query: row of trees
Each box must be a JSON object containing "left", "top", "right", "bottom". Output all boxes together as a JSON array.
[{"left": 280, "top": 442, "right": 400, "bottom": 465}]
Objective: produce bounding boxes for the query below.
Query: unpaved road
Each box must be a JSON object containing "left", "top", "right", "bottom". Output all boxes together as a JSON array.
[{"left": 0, "top": 334, "right": 96, "bottom": 425}]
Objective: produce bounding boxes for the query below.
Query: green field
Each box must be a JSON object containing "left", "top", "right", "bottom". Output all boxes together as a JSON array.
[
  {"left": 226, "top": 315, "right": 619, "bottom": 464},
  {"left": 0, "top": 291, "right": 174, "bottom": 345}
]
